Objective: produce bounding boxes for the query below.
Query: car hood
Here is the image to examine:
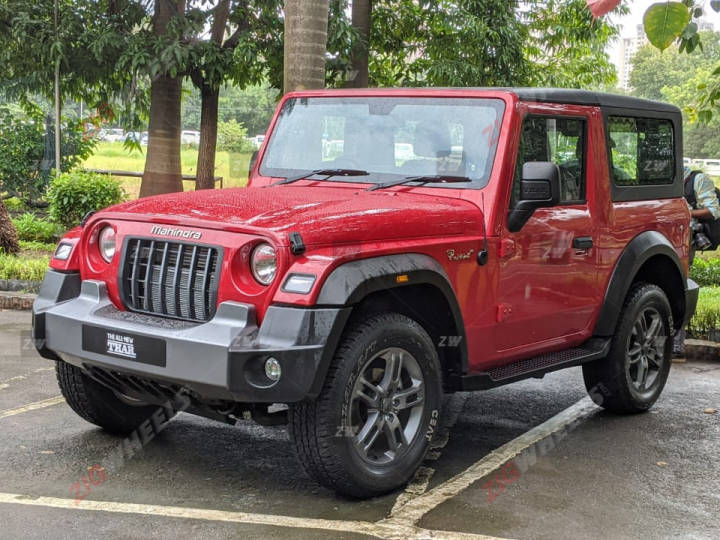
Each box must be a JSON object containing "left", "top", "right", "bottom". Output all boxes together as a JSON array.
[{"left": 100, "top": 185, "right": 483, "bottom": 246}]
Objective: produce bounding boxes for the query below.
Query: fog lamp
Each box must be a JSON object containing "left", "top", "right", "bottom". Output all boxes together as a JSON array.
[{"left": 265, "top": 357, "right": 282, "bottom": 381}]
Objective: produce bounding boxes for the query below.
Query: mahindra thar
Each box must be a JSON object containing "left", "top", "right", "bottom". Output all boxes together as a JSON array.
[{"left": 33, "top": 88, "right": 698, "bottom": 497}]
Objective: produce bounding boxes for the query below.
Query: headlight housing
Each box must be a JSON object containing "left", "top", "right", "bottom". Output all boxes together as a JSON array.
[
  {"left": 98, "top": 226, "right": 117, "bottom": 262},
  {"left": 251, "top": 243, "right": 277, "bottom": 285}
]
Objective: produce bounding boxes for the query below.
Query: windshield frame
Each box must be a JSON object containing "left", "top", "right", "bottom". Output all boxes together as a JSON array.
[{"left": 258, "top": 94, "right": 507, "bottom": 190}]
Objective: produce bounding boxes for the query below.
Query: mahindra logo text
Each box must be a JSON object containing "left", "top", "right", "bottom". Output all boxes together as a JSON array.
[{"left": 150, "top": 225, "right": 202, "bottom": 240}]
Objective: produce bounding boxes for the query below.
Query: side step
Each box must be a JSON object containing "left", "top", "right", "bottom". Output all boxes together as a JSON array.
[{"left": 454, "top": 337, "right": 611, "bottom": 391}]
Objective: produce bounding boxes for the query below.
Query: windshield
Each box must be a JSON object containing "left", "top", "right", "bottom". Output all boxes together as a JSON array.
[{"left": 260, "top": 96, "right": 505, "bottom": 189}]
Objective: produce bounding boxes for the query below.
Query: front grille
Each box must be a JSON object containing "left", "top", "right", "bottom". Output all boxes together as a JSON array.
[{"left": 121, "top": 238, "right": 221, "bottom": 322}]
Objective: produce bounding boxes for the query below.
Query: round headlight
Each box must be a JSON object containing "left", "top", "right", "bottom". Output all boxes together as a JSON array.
[
  {"left": 251, "top": 243, "right": 277, "bottom": 285},
  {"left": 98, "top": 226, "right": 116, "bottom": 262}
]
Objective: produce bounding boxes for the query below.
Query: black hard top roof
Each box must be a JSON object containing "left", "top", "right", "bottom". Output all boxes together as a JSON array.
[{"left": 507, "top": 88, "right": 680, "bottom": 113}]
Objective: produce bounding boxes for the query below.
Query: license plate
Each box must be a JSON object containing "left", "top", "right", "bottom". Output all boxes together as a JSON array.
[{"left": 82, "top": 325, "right": 166, "bottom": 367}]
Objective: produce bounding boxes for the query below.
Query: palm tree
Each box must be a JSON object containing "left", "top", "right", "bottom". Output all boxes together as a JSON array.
[{"left": 283, "top": 0, "right": 329, "bottom": 93}]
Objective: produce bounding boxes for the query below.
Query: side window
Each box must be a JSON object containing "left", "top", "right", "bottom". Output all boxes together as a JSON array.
[
  {"left": 607, "top": 116, "right": 674, "bottom": 186},
  {"left": 511, "top": 116, "right": 586, "bottom": 207}
]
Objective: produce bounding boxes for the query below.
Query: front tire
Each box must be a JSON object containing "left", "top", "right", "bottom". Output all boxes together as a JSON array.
[
  {"left": 583, "top": 283, "right": 673, "bottom": 414},
  {"left": 289, "top": 312, "right": 442, "bottom": 498},
  {"left": 56, "top": 361, "right": 158, "bottom": 435}
]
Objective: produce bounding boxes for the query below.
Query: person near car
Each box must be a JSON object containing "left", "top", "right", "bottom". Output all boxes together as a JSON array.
[{"left": 673, "top": 166, "right": 720, "bottom": 356}]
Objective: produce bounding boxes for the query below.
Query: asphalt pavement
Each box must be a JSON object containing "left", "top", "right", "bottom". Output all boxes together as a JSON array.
[{"left": 0, "top": 310, "right": 718, "bottom": 539}]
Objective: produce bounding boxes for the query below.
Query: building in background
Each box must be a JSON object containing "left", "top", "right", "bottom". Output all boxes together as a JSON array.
[{"left": 617, "top": 20, "right": 715, "bottom": 91}]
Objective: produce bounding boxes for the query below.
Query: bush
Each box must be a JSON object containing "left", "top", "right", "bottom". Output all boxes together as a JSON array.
[
  {"left": 217, "top": 120, "right": 255, "bottom": 153},
  {"left": 0, "top": 252, "right": 49, "bottom": 281},
  {"left": 3, "top": 197, "right": 27, "bottom": 212},
  {"left": 690, "top": 257, "right": 720, "bottom": 287},
  {"left": 11, "top": 213, "right": 60, "bottom": 243},
  {"left": 0, "top": 106, "right": 96, "bottom": 201},
  {"left": 688, "top": 287, "right": 720, "bottom": 339},
  {"left": 47, "top": 171, "right": 126, "bottom": 229}
]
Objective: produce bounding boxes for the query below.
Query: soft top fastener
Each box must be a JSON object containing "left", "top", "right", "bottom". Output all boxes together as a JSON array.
[{"left": 289, "top": 232, "right": 306, "bottom": 255}]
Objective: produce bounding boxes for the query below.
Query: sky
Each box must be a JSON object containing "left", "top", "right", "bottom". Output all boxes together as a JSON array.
[{"left": 608, "top": 1, "right": 720, "bottom": 75}]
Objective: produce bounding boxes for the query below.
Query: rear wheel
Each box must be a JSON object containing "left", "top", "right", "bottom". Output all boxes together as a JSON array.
[
  {"left": 583, "top": 283, "right": 673, "bottom": 414},
  {"left": 56, "top": 361, "right": 158, "bottom": 435},
  {"left": 289, "top": 312, "right": 442, "bottom": 498}
]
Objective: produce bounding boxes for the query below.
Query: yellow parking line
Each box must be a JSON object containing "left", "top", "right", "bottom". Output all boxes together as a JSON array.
[
  {"left": 0, "top": 492, "right": 506, "bottom": 540},
  {"left": 0, "top": 396, "right": 65, "bottom": 420}
]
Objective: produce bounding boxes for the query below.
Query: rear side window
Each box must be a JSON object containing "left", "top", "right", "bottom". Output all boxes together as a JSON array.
[{"left": 607, "top": 116, "right": 674, "bottom": 186}]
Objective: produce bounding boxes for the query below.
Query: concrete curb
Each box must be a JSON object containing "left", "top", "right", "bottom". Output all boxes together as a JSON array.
[
  {"left": 0, "top": 291, "right": 36, "bottom": 310},
  {"left": 0, "top": 279, "right": 41, "bottom": 293},
  {"left": 684, "top": 339, "right": 720, "bottom": 362}
]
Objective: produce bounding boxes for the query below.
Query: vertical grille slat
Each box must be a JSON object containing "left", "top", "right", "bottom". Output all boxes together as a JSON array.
[
  {"left": 142, "top": 241, "right": 156, "bottom": 312},
  {"left": 121, "top": 239, "right": 220, "bottom": 322},
  {"left": 173, "top": 244, "right": 184, "bottom": 318}
]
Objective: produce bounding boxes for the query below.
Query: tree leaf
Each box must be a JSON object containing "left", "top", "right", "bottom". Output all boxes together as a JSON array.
[
  {"left": 585, "top": 0, "right": 622, "bottom": 18},
  {"left": 643, "top": 2, "right": 692, "bottom": 51},
  {"left": 711, "top": 1, "right": 720, "bottom": 14}
]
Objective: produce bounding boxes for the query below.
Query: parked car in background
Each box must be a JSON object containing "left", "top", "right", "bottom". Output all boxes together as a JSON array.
[
  {"left": 702, "top": 160, "right": 720, "bottom": 177},
  {"left": 100, "top": 128, "right": 125, "bottom": 143},
  {"left": 181, "top": 130, "right": 201, "bottom": 146},
  {"left": 124, "top": 131, "right": 143, "bottom": 145}
]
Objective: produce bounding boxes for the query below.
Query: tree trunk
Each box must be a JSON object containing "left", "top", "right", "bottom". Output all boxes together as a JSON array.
[
  {"left": 283, "top": 0, "right": 330, "bottom": 93},
  {"left": 140, "top": 75, "right": 184, "bottom": 197},
  {"left": 348, "top": 0, "right": 371, "bottom": 88},
  {"left": 195, "top": 85, "right": 220, "bottom": 190},
  {"left": 0, "top": 200, "right": 20, "bottom": 256},
  {"left": 194, "top": 0, "right": 230, "bottom": 191},
  {"left": 139, "top": 0, "right": 184, "bottom": 198}
]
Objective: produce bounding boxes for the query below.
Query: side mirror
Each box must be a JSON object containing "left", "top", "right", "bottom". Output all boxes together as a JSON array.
[
  {"left": 248, "top": 150, "right": 260, "bottom": 179},
  {"left": 507, "top": 162, "right": 560, "bottom": 232}
]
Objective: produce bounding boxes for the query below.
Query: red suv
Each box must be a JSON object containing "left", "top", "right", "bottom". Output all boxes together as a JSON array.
[{"left": 33, "top": 88, "right": 698, "bottom": 498}]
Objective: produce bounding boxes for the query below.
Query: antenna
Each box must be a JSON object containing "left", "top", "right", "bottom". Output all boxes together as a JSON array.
[{"left": 477, "top": 192, "right": 489, "bottom": 267}]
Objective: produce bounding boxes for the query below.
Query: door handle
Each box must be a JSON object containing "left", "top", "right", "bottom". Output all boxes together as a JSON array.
[{"left": 572, "top": 237, "right": 593, "bottom": 250}]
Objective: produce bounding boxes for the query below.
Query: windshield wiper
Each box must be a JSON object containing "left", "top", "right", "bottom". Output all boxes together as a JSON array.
[
  {"left": 271, "top": 169, "right": 370, "bottom": 186},
  {"left": 367, "top": 175, "right": 472, "bottom": 191}
]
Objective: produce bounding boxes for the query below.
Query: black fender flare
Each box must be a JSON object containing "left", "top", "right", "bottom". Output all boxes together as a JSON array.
[
  {"left": 593, "top": 231, "right": 687, "bottom": 336},
  {"left": 316, "top": 253, "right": 469, "bottom": 372}
]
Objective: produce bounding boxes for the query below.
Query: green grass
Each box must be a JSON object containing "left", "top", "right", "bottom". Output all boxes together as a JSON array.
[
  {"left": 689, "top": 286, "right": 720, "bottom": 338},
  {"left": 0, "top": 252, "right": 49, "bottom": 281},
  {"left": 19, "top": 240, "right": 56, "bottom": 254},
  {"left": 83, "top": 142, "right": 252, "bottom": 199}
]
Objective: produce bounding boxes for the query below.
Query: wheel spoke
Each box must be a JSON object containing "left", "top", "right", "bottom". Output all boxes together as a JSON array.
[
  {"left": 638, "top": 313, "right": 649, "bottom": 336},
  {"left": 635, "top": 358, "right": 648, "bottom": 390},
  {"left": 356, "top": 376, "right": 382, "bottom": 409},
  {"left": 645, "top": 314, "right": 662, "bottom": 343},
  {"left": 380, "top": 350, "right": 404, "bottom": 393},
  {"left": 382, "top": 413, "right": 408, "bottom": 454},
  {"left": 354, "top": 411, "right": 384, "bottom": 457},
  {"left": 627, "top": 342, "right": 643, "bottom": 363},
  {"left": 392, "top": 380, "right": 424, "bottom": 410}
]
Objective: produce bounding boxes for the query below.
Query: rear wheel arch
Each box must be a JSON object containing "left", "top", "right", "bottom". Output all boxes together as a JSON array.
[
  {"left": 316, "top": 254, "right": 468, "bottom": 382},
  {"left": 594, "top": 231, "right": 687, "bottom": 336}
]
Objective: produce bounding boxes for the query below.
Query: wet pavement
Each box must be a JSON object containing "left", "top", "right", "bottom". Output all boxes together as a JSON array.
[{"left": 0, "top": 310, "right": 718, "bottom": 539}]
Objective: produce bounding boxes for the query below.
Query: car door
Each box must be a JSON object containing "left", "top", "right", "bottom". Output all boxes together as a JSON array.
[{"left": 495, "top": 112, "right": 599, "bottom": 354}]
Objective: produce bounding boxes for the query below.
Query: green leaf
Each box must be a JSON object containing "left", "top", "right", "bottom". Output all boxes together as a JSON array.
[
  {"left": 643, "top": 2, "right": 692, "bottom": 51},
  {"left": 711, "top": 1, "right": 720, "bottom": 14}
]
